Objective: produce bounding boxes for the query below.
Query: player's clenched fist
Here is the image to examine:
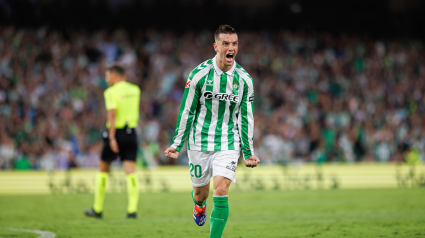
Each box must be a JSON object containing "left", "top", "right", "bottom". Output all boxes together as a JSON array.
[
  {"left": 244, "top": 155, "right": 260, "bottom": 168},
  {"left": 165, "top": 147, "right": 179, "bottom": 159}
]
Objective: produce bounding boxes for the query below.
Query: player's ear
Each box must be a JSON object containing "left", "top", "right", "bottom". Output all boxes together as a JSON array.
[{"left": 213, "top": 42, "right": 218, "bottom": 53}]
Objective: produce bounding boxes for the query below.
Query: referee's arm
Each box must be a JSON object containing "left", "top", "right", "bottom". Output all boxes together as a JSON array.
[
  {"left": 104, "top": 89, "right": 119, "bottom": 153},
  {"left": 107, "top": 109, "right": 119, "bottom": 153}
]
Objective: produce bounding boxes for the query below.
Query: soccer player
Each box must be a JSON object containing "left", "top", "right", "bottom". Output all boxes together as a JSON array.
[
  {"left": 164, "top": 25, "right": 260, "bottom": 238},
  {"left": 84, "top": 63, "right": 141, "bottom": 219}
]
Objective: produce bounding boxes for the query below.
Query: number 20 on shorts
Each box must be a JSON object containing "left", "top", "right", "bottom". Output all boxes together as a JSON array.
[{"left": 189, "top": 163, "right": 202, "bottom": 178}]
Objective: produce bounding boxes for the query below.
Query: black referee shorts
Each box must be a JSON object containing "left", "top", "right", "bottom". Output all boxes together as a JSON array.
[{"left": 101, "top": 126, "right": 138, "bottom": 163}]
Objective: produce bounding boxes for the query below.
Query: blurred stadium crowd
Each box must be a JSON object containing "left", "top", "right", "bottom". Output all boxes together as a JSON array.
[{"left": 0, "top": 26, "right": 424, "bottom": 170}]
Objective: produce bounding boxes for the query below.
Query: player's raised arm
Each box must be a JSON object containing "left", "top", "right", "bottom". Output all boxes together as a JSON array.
[
  {"left": 238, "top": 76, "right": 259, "bottom": 168},
  {"left": 165, "top": 74, "right": 203, "bottom": 159}
]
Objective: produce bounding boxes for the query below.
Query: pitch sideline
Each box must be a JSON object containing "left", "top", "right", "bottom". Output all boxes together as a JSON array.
[{"left": 1, "top": 227, "right": 56, "bottom": 238}]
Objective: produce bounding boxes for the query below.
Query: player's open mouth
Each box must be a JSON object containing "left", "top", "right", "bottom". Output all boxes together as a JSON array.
[{"left": 226, "top": 53, "right": 234, "bottom": 62}]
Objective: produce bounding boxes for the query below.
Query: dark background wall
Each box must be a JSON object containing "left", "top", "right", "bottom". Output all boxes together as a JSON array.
[{"left": 1, "top": 0, "right": 425, "bottom": 39}]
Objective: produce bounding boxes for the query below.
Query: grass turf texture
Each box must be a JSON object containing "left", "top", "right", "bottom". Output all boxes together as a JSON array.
[{"left": 0, "top": 189, "right": 424, "bottom": 238}]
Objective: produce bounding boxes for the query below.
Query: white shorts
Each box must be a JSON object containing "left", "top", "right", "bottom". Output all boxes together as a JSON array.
[{"left": 187, "top": 150, "right": 240, "bottom": 187}]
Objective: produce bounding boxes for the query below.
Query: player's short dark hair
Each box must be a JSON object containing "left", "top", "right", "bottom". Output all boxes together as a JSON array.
[
  {"left": 214, "top": 25, "right": 237, "bottom": 41},
  {"left": 106, "top": 63, "right": 125, "bottom": 76}
]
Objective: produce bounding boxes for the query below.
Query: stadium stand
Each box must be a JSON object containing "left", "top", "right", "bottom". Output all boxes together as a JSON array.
[{"left": 0, "top": 26, "right": 424, "bottom": 170}]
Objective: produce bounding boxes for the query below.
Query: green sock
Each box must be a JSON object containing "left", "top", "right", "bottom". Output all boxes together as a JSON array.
[
  {"left": 126, "top": 173, "right": 140, "bottom": 213},
  {"left": 93, "top": 172, "right": 108, "bottom": 213},
  {"left": 210, "top": 196, "right": 229, "bottom": 238},
  {"left": 192, "top": 190, "right": 207, "bottom": 207}
]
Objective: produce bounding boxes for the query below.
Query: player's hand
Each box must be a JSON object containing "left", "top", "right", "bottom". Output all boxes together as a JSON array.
[
  {"left": 109, "top": 138, "right": 119, "bottom": 153},
  {"left": 244, "top": 155, "right": 260, "bottom": 168},
  {"left": 164, "top": 147, "right": 179, "bottom": 159}
]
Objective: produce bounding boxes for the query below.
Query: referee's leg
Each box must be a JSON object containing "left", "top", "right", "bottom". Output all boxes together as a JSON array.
[
  {"left": 123, "top": 161, "right": 139, "bottom": 218},
  {"left": 93, "top": 160, "right": 111, "bottom": 212},
  {"left": 84, "top": 130, "right": 115, "bottom": 218},
  {"left": 84, "top": 160, "right": 111, "bottom": 218},
  {"left": 120, "top": 128, "right": 140, "bottom": 218},
  {"left": 123, "top": 161, "right": 135, "bottom": 174}
]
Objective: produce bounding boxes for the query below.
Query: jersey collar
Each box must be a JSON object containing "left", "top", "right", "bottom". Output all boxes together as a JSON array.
[{"left": 213, "top": 55, "right": 236, "bottom": 76}]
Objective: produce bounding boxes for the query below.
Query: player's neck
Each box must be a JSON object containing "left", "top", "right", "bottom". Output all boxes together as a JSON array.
[{"left": 216, "top": 56, "right": 233, "bottom": 73}]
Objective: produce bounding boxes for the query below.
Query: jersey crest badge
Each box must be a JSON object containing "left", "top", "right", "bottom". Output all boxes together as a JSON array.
[{"left": 233, "top": 82, "right": 239, "bottom": 90}]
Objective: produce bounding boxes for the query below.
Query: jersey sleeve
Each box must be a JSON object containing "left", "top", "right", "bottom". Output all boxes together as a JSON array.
[
  {"left": 238, "top": 79, "right": 255, "bottom": 159},
  {"left": 171, "top": 76, "right": 203, "bottom": 152},
  {"left": 104, "top": 88, "right": 117, "bottom": 110}
]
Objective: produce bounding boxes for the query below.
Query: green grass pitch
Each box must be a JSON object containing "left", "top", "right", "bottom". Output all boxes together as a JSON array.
[{"left": 0, "top": 189, "right": 424, "bottom": 238}]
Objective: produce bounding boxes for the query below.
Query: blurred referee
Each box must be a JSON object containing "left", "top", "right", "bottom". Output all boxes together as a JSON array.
[{"left": 85, "top": 63, "right": 141, "bottom": 219}]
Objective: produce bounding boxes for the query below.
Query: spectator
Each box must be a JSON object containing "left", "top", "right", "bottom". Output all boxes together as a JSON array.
[{"left": 0, "top": 26, "right": 424, "bottom": 170}]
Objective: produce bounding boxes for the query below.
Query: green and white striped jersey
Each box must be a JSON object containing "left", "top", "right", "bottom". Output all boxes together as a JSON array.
[{"left": 171, "top": 56, "right": 255, "bottom": 159}]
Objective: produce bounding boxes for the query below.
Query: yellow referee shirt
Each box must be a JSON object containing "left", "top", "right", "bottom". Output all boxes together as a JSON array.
[{"left": 104, "top": 81, "right": 141, "bottom": 129}]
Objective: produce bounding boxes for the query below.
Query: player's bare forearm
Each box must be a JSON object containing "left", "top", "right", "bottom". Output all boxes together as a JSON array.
[{"left": 244, "top": 155, "right": 260, "bottom": 168}]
